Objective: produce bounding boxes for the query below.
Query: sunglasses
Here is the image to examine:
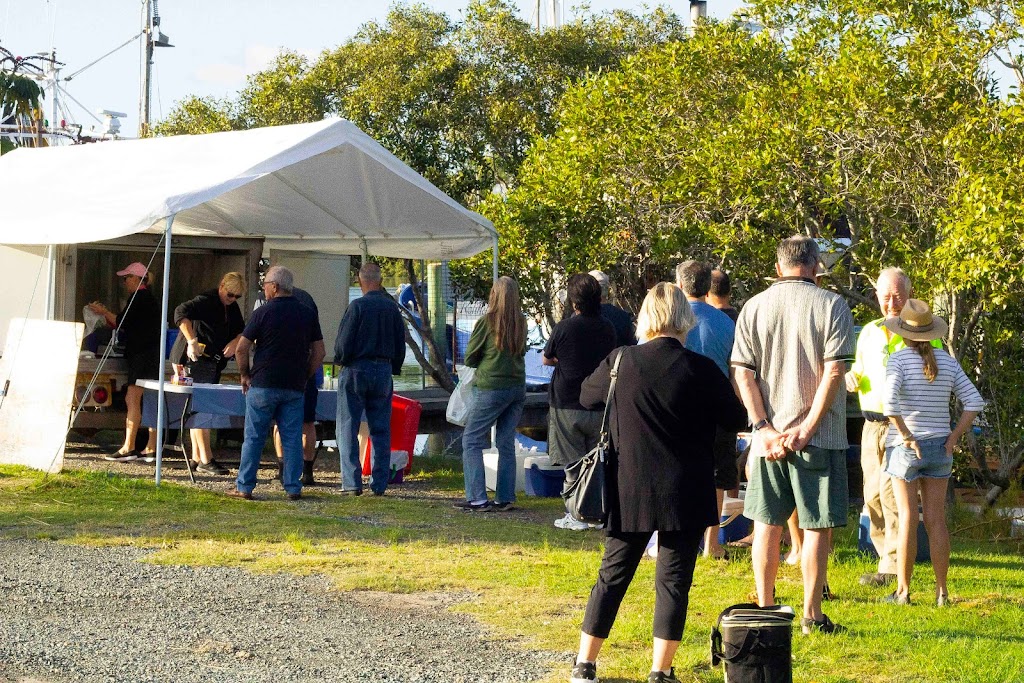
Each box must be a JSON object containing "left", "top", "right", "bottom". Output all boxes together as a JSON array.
[{"left": 225, "top": 292, "right": 241, "bottom": 300}]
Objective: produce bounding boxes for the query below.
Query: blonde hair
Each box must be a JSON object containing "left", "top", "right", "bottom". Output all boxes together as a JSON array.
[
  {"left": 907, "top": 339, "right": 938, "bottom": 382},
  {"left": 485, "top": 276, "right": 527, "bottom": 354},
  {"left": 636, "top": 282, "right": 695, "bottom": 342},
  {"left": 220, "top": 272, "right": 247, "bottom": 296}
]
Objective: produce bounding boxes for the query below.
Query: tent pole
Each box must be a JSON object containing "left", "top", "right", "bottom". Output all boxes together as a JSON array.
[
  {"left": 154, "top": 215, "right": 175, "bottom": 485},
  {"left": 491, "top": 233, "right": 499, "bottom": 282}
]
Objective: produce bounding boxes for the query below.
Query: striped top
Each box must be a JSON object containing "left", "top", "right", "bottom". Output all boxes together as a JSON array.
[
  {"left": 731, "top": 278, "right": 855, "bottom": 450},
  {"left": 882, "top": 347, "right": 985, "bottom": 445}
]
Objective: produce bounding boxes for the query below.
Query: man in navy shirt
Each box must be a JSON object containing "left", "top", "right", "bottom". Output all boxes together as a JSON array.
[
  {"left": 230, "top": 266, "right": 324, "bottom": 501},
  {"left": 676, "top": 260, "right": 738, "bottom": 560},
  {"left": 335, "top": 262, "right": 407, "bottom": 496}
]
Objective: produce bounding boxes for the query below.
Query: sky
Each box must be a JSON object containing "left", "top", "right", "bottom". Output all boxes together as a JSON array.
[{"left": 1, "top": 0, "right": 746, "bottom": 136}]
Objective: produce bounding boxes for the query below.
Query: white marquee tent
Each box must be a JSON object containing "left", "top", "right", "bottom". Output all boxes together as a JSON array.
[{"left": 0, "top": 118, "right": 499, "bottom": 482}]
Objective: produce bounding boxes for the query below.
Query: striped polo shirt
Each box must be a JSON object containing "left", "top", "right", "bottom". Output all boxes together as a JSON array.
[
  {"left": 731, "top": 277, "right": 855, "bottom": 450},
  {"left": 883, "top": 348, "right": 985, "bottom": 445}
]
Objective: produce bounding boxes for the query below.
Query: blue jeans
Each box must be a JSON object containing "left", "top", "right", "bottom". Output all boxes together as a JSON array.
[
  {"left": 336, "top": 359, "right": 394, "bottom": 494},
  {"left": 237, "top": 387, "right": 304, "bottom": 495},
  {"left": 461, "top": 385, "right": 526, "bottom": 504}
]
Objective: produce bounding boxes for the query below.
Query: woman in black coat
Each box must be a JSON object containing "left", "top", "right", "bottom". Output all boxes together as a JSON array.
[{"left": 569, "top": 282, "right": 747, "bottom": 683}]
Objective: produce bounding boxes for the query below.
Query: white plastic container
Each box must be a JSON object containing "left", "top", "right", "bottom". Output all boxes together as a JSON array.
[{"left": 483, "top": 446, "right": 535, "bottom": 493}]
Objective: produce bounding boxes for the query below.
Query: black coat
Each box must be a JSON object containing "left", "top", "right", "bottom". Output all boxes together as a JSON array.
[
  {"left": 580, "top": 337, "right": 747, "bottom": 533},
  {"left": 169, "top": 289, "right": 245, "bottom": 365}
]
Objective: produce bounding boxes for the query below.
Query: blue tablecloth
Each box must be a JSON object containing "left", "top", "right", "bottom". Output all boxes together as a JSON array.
[{"left": 141, "top": 384, "right": 339, "bottom": 429}]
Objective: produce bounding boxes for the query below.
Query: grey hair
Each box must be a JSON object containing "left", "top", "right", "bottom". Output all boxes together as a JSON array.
[
  {"left": 777, "top": 235, "right": 820, "bottom": 270},
  {"left": 675, "top": 260, "right": 712, "bottom": 298},
  {"left": 265, "top": 265, "right": 294, "bottom": 294},
  {"left": 359, "top": 262, "right": 383, "bottom": 285},
  {"left": 877, "top": 267, "right": 911, "bottom": 294}
]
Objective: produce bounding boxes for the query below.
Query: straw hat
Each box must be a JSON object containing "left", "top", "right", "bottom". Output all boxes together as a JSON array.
[{"left": 883, "top": 299, "right": 947, "bottom": 341}]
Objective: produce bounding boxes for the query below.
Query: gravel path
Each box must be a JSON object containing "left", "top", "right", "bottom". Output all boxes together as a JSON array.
[{"left": 0, "top": 539, "right": 555, "bottom": 683}]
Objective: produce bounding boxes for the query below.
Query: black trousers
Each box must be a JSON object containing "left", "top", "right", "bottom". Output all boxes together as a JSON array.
[{"left": 581, "top": 528, "right": 702, "bottom": 641}]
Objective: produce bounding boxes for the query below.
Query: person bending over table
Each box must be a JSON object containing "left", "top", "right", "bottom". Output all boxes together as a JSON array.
[
  {"left": 169, "top": 272, "right": 246, "bottom": 476},
  {"left": 88, "top": 262, "right": 161, "bottom": 463},
  {"left": 229, "top": 266, "right": 324, "bottom": 500}
]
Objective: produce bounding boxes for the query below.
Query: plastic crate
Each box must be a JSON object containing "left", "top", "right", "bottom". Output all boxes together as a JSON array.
[{"left": 361, "top": 394, "right": 422, "bottom": 477}]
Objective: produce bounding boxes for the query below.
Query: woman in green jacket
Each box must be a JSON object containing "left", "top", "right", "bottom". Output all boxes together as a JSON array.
[{"left": 454, "top": 276, "right": 527, "bottom": 511}]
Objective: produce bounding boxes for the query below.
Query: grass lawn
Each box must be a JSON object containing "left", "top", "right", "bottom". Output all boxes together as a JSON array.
[{"left": 1, "top": 459, "right": 1022, "bottom": 683}]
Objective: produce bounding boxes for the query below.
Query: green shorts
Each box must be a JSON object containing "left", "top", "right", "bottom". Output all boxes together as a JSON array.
[{"left": 743, "top": 446, "right": 849, "bottom": 529}]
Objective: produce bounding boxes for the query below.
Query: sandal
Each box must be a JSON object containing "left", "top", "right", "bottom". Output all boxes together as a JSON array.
[{"left": 800, "top": 614, "right": 847, "bottom": 635}]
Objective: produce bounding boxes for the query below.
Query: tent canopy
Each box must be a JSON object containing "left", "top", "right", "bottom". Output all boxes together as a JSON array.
[{"left": 0, "top": 118, "right": 496, "bottom": 260}]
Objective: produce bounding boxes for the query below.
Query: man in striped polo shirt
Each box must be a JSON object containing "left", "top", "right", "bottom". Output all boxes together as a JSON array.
[
  {"left": 731, "top": 235, "right": 855, "bottom": 635},
  {"left": 845, "top": 268, "right": 941, "bottom": 589}
]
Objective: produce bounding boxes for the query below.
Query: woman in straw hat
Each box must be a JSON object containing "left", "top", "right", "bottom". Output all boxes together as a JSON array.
[{"left": 881, "top": 299, "right": 985, "bottom": 606}]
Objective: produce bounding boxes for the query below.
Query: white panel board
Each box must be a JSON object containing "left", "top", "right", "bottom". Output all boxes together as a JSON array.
[
  {"left": 0, "top": 318, "right": 84, "bottom": 473},
  {"left": 269, "top": 250, "right": 350, "bottom": 356},
  {"left": 0, "top": 245, "right": 50, "bottom": 351}
]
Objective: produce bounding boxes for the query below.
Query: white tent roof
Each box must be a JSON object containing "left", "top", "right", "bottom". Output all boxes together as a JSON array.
[{"left": 0, "top": 118, "right": 496, "bottom": 259}]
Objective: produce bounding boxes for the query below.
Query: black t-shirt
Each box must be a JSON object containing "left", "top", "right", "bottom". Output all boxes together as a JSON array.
[
  {"left": 171, "top": 289, "right": 246, "bottom": 363},
  {"left": 116, "top": 286, "right": 161, "bottom": 355},
  {"left": 543, "top": 313, "right": 617, "bottom": 410},
  {"left": 600, "top": 303, "right": 636, "bottom": 347},
  {"left": 718, "top": 306, "right": 739, "bottom": 323},
  {"left": 242, "top": 296, "right": 323, "bottom": 391}
]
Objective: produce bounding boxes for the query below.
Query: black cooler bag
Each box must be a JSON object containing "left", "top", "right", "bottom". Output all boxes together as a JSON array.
[{"left": 711, "top": 603, "right": 795, "bottom": 683}]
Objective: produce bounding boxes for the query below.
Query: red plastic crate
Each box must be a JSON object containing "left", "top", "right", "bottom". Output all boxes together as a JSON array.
[{"left": 361, "top": 393, "right": 422, "bottom": 476}]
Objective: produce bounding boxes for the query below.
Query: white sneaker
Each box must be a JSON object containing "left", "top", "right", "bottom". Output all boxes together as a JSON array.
[{"left": 554, "top": 513, "right": 591, "bottom": 531}]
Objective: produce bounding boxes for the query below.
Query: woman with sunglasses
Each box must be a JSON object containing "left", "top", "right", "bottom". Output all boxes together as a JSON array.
[
  {"left": 169, "top": 272, "right": 247, "bottom": 475},
  {"left": 88, "top": 262, "right": 162, "bottom": 462}
]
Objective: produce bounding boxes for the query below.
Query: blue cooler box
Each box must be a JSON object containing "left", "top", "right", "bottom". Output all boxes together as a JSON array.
[
  {"left": 524, "top": 455, "right": 565, "bottom": 497},
  {"left": 859, "top": 509, "right": 930, "bottom": 562}
]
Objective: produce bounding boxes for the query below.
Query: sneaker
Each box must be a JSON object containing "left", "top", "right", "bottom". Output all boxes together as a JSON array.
[
  {"left": 339, "top": 488, "right": 363, "bottom": 496},
  {"left": 453, "top": 500, "right": 493, "bottom": 511},
  {"left": 882, "top": 590, "right": 911, "bottom": 606},
  {"left": 492, "top": 501, "right": 515, "bottom": 511},
  {"left": 570, "top": 660, "right": 597, "bottom": 683},
  {"left": 104, "top": 450, "right": 139, "bottom": 462},
  {"left": 226, "top": 489, "right": 254, "bottom": 501},
  {"left": 140, "top": 452, "right": 157, "bottom": 463},
  {"left": 196, "top": 460, "right": 230, "bottom": 476},
  {"left": 936, "top": 592, "right": 949, "bottom": 607},
  {"left": 555, "top": 513, "right": 591, "bottom": 531},
  {"left": 648, "top": 669, "right": 680, "bottom": 683},
  {"left": 287, "top": 492, "right": 302, "bottom": 501},
  {"left": 859, "top": 572, "right": 896, "bottom": 587},
  {"left": 800, "top": 614, "right": 847, "bottom": 635}
]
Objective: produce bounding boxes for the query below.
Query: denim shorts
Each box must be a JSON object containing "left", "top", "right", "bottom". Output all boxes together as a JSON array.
[{"left": 885, "top": 436, "right": 952, "bottom": 482}]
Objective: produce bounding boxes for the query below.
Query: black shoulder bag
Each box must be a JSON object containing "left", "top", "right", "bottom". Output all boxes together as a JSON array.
[{"left": 562, "top": 349, "right": 624, "bottom": 525}]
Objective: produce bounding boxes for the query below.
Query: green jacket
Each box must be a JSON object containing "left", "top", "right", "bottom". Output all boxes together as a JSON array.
[{"left": 464, "top": 317, "right": 526, "bottom": 390}]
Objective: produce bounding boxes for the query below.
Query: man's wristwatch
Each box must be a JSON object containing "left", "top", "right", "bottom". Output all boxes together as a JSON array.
[{"left": 752, "top": 418, "right": 771, "bottom": 432}]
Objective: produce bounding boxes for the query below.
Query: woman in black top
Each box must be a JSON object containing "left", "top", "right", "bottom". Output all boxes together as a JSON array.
[
  {"left": 87, "top": 262, "right": 161, "bottom": 462},
  {"left": 169, "top": 272, "right": 247, "bottom": 475},
  {"left": 542, "top": 273, "right": 617, "bottom": 530},
  {"left": 569, "top": 283, "right": 747, "bottom": 683}
]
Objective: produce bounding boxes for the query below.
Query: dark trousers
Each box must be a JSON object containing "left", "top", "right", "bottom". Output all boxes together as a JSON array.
[{"left": 581, "top": 528, "right": 702, "bottom": 641}]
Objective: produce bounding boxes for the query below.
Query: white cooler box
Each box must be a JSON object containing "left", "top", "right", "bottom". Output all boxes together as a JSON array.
[{"left": 483, "top": 445, "right": 540, "bottom": 493}]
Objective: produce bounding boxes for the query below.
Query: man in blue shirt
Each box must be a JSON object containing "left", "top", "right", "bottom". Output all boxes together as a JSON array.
[
  {"left": 334, "top": 262, "right": 407, "bottom": 496},
  {"left": 231, "top": 266, "right": 324, "bottom": 501},
  {"left": 676, "top": 260, "right": 738, "bottom": 560}
]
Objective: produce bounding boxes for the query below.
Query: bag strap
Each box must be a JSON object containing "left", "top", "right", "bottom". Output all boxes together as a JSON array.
[{"left": 597, "top": 349, "right": 625, "bottom": 446}]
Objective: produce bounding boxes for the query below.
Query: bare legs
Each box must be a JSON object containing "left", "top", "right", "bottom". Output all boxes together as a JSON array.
[
  {"left": 188, "top": 428, "right": 214, "bottom": 464},
  {"left": 703, "top": 488, "right": 727, "bottom": 559},
  {"left": 801, "top": 529, "right": 830, "bottom": 621},
  {"left": 752, "top": 521, "right": 783, "bottom": 606},
  {"left": 892, "top": 476, "right": 950, "bottom": 602},
  {"left": 785, "top": 509, "right": 803, "bottom": 565},
  {"left": 575, "top": 634, "right": 680, "bottom": 677},
  {"left": 274, "top": 423, "right": 317, "bottom": 462},
  {"left": 121, "top": 385, "right": 156, "bottom": 454}
]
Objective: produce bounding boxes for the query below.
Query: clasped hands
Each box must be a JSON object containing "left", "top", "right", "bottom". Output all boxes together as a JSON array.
[{"left": 758, "top": 424, "right": 813, "bottom": 461}]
